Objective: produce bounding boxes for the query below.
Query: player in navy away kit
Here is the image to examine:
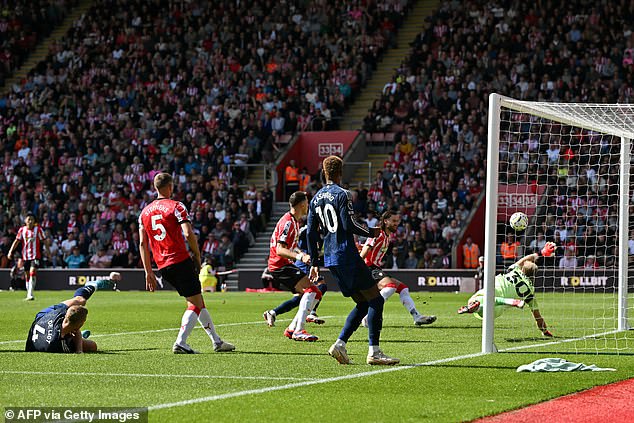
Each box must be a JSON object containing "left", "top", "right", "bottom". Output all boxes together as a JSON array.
[
  {"left": 25, "top": 272, "right": 120, "bottom": 353},
  {"left": 262, "top": 226, "right": 327, "bottom": 326},
  {"left": 307, "top": 155, "right": 399, "bottom": 365}
]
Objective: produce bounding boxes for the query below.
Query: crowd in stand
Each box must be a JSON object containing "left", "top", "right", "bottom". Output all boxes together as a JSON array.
[
  {"left": 5, "top": 0, "right": 632, "bottom": 272},
  {"left": 351, "top": 0, "right": 634, "bottom": 269},
  {"left": 0, "top": 0, "right": 410, "bottom": 269},
  {"left": 0, "top": 1, "right": 73, "bottom": 86}
]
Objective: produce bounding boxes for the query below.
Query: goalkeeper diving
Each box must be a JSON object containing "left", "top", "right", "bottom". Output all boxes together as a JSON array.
[{"left": 458, "top": 242, "right": 555, "bottom": 337}]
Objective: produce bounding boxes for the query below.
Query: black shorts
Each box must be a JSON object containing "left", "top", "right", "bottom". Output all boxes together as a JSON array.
[
  {"left": 269, "top": 264, "right": 306, "bottom": 292},
  {"left": 159, "top": 258, "right": 201, "bottom": 298},
  {"left": 23, "top": 260, "right": 40, "bottom": 271},
  {"left": 328, "top": 255, "right": 375, "bottom": 297},
  {"left": 369, "top": 266, "right": 391, "bottom": 283}
]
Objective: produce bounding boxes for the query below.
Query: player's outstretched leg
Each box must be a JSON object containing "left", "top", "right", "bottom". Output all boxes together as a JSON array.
[
  {"left": 395, "top": 284, "right": 437, "bottom": 326},
  {"left": 263, "top": 295, "right": 301, "bottom": 327},
  {"left": 458, "top": 300, "right": 481, "bottom": 314}
]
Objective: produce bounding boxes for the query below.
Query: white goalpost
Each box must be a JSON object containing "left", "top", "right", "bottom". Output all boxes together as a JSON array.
[{"left": 483, "top": 93, "right": 634, "bottom": 354}]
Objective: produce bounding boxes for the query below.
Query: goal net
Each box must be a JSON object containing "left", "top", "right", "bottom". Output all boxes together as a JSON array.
[{"left": 482, "top": 94, "right": 634, "bottom": 354}]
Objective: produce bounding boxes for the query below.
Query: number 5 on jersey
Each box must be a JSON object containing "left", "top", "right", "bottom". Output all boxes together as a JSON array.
[{"left": 152, "top": 215, "right": 167, "bottom": 241}]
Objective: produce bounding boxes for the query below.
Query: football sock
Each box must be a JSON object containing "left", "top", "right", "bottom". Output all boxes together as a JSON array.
[
  {"left": 380, "top": 286, "right": 397, "bottom": 300},
  {"left": 335, "top": 338, "right": 346, "bottom": 348},
  {"left": 27, "top": 274, "right": 36, "bottom": 298},
  {"left": 292, "top": 291, "right": 316, "bottom": 332},
  {"left": 198, "top": 308, "right": 222, "bottom": 344},
  {"left": 367, "top": 295, "right": 385, "bottom": 346},
  {"left": 311, "top": 284, "right": 328, "bottom": 314},
  {"left": 339, "top": 301, "right": 369, "bottom": 343},
  {"left": 273, "top": 295, "right": 301, "bottom": 316},
  {"left": 369, "top": 345, "right": 380, "bottom": 355},
  {"left": 496, "top": 297, "right": 519, "bottom": 306},
  {"left": 74, "top": 285, "right": 96, "bottom": 300},
  {"left": 399, "top": 288, "right": 420, "bottom": 317},
  {"left": 176, "top": 307, "right": 198, "bottom": 346}
]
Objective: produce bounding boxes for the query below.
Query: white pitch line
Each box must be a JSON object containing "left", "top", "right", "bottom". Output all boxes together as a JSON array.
[
  {"left": 0, "top": 316, "right": 336, "bottom": 345},
  {"left": 498, "top": 329, "right": 621, "bottom": 353},
  {"left": 0, "top": 370, "right": 317, "bottom": 382},
  {"left": 148, "top": 351, "right": 486, "bottom": 411}
]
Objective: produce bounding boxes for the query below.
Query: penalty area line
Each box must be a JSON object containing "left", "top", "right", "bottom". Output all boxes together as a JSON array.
[{"left": 148, "top": 351, "right": 486, "bottom": 411}]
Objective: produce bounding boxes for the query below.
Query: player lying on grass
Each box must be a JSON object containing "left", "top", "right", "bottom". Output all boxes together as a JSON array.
[
  {"left": 25, "top": 272, "right": 120, "bottom": 353},
  {"left": 263, "top": 226, "right": 327, "bottom": 327},
  {"left": 457, "top": 243, "right": 555, "bottom": 337},
  {"left": 360, "top": 211, "right": 436, "bottom": 327},
  {"left": 308, "top": 155, "right": 399, "bottom": 365},
  {"left": 266, "top": 191, "right": 322, "bottom": 341}
]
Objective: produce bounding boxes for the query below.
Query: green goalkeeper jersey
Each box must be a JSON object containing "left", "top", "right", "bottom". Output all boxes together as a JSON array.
[{"left": 495, "top": 265, "right": 539, "bottom": 311}]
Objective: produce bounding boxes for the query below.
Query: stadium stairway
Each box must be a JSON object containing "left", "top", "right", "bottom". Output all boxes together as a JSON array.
[
  {"left": 224, "top": 202, "right": 287, "bottom": 290},
  {"left": 2, "top": 0, "right": 94, "bottom": 92},
  {"left": 348, "top": 153, "right": 387, "bottom": 188},
  {"left": 338, "top": 0, "right": 440, "bottom": 131}
]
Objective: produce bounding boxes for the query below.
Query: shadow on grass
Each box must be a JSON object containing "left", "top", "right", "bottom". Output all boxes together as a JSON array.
[
  {"left": 347, "top": 339, "right": 433, "bottom": 344},
  {"left": 381, "top": 325, "right": 480, "bottom": 330},
  {"left": 232, "top": 350, "right": 328, "bottom": 357}
]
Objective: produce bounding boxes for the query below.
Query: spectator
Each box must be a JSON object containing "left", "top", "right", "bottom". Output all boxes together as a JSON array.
[
  {"left": 89, "top": 247, "right": 112, "bottom": 269},
  {"left": 65, "top": 247, "right": 86, "bottom": 269},
  {"left": 284, "top": 160, "right": 300, "bottom": 201},
  {"left": 559, "top": 249, "right": 578, "bottom": 269},
  {"left": 500, "top": 234, "right": 520, "bottom": 265},
  {"left": 404, "top": 250, "right": 418, "bottom": 269},
  {"left": 462, "top": 235, "right": 480, "bottom": 269}
]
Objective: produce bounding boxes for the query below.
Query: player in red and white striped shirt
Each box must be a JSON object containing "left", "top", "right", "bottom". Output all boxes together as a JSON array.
[
  {"left": 8, "top": 214, "right": 50, "bottom": 301},
  {"left": 266, "top": 191, "right": 321, "bottom": 342},
  {"left": 360, "top": 211, "right": 436, "bottom": 326}
]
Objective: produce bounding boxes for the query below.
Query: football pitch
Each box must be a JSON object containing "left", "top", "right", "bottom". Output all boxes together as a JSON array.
[{"left": 1, "top": 290, "right": 634, "bottom": 422}]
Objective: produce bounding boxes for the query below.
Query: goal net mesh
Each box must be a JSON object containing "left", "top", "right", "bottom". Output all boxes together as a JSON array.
[{"left": 490, "top": 98, "right": 634, "bottom": 354}]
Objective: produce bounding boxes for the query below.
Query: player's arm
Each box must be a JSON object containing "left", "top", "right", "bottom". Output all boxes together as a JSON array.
[
  {"left": 306, "top": 203, "right": 321, "bottom": 282},
  {"left": 341, "top": 191, "right": 379, "bottom": 237},
  {"left": 360, "top": 235, "right": 376, "bottom": 259},
  {"left": 276, "top": 241, "right": 308, "bottom": 263},
  {"left": 7, "top": 236, "right": 20, "bottom": 259},
  {"left": 138, "top": 226, "right": 156, "bottom": 292},
  {"left": 532, "top": 309, "right": 552, "bottom": 337},
  {"left": 73, "top": 329, "right": 83, "bottom": 354},
  {"left": 513, "top": 242, "right": 556, "bottom": 268},
  {"left": 181, "top": 221, "right": 202, "bottom": 271}
]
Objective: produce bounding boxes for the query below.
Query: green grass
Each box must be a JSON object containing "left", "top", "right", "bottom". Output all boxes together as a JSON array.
[{"left": 1, "top": 290, "right": 634, "bottom": 422}]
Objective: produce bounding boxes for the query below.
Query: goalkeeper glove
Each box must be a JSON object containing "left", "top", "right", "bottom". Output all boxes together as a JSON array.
[{"left": 541, "top": 242, "right": 556, "bottom": 257}]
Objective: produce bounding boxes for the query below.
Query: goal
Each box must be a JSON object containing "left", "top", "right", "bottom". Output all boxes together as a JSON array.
[{"left": 482, "top": 93, "right": 634, "bottom": 354}]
